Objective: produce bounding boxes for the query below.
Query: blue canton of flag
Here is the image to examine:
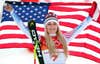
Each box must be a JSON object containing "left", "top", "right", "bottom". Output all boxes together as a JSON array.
[{"left": 2, "top": 1, "right": 50, "bottom": 24}]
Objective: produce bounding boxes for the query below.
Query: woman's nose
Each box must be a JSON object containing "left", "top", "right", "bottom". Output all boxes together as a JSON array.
[{"left": 51, "top": 24, "right": 55, "bottom": 26}]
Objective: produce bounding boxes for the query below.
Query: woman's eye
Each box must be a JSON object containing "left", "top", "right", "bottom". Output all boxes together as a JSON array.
[
  {"left": 47, "top": 22, "right": 57, "bottom": 25},
  {"left": 53, "top": 23, "right": 57, "bottom": 25},
  {"left": 47, "top": 23, "right": 51, "bottom": 25}
]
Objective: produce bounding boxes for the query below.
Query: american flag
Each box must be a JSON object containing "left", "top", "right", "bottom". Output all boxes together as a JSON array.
[
  {"left": 0, "top": 1, "right": 100, "bottom": 64},
  {"left": 22, "top": 0, "right": 91, "bottom": 3}
]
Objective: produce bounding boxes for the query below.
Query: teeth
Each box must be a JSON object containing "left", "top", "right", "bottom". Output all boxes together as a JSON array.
[
  {"left": 50, "top": 28, "right": 55, "bottom": 30},
  {"left": 50, "top": 29, "right": 54, "bottom": 30}
]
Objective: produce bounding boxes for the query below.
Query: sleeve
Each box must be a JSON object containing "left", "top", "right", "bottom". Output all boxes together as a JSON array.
[
  {"left": 67, "top": 16, "right": 92, "bottom": 43},
  {"left": 10, "top": 10, "right": 31, "bottom": 39}
]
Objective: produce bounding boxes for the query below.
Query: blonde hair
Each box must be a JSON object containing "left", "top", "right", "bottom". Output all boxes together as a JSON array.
[{"left": 44, "top": 25, "right": 68, "bottom": 57}]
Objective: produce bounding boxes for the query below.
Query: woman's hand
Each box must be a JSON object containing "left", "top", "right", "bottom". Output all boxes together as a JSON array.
[
  {"left": 51, "top": 54, "right": 58, "bottom": 61},
  {"left": 4, "top": 4, "right": 13, "bottom": 12}
]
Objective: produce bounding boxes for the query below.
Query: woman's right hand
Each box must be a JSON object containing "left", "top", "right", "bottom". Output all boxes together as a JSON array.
[
  {"left": 51, "top": 54, "right": 58, "bottom": 61},
  {"left": 4, "top": 4, "right": 13, "bottom": 12}
]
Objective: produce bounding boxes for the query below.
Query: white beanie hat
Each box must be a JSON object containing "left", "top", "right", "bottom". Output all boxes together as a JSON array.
[{"left": 44, "top": 12, "right": 59, "bottom": 26}]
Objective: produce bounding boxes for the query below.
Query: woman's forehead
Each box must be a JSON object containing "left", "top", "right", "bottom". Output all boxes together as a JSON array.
[{"left": 47, "top": 21, "right": 57, "bottom": 24}]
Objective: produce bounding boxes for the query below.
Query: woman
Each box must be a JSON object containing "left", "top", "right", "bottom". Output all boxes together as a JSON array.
[
  {"left": 40, "top": 12, "right": 68, "bottom": 64},
  {"left": 4, "top": 4, "right": 70, "bottom": 64}
]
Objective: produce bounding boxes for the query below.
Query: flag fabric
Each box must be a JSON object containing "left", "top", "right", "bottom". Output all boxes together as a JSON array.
[
  {"left": 0, "top": 1, "right": 100, "bottom": 64},
  {"left": 21, "top": 0, "right": 90, "bottom": 3},
  {"left": 22, "top": 0, "right": 39, "bottom": 2}
]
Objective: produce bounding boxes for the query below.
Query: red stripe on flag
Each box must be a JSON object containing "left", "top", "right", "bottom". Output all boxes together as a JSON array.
[
  {"left": 76, "top": 34, "right": 100, "bottom": 43},
  {"left": 0, "top": 25, "right": 19, "bottom": 30},
  {"left": 69, "top": 42, "right": 85, "bottom": 47},
  {"left": 50, "top": 2, "right": 92, "bottom": 6},
  {"left": 49, "top": 6, "right": 90, "bottom": 12},
  {"left": 86, "top": 25, "right": 100, "bottom": 33},
  {"left": 58, "top": 15, "right": 86, "bottom": 21},
  {"left": 85, "top": 43, "right": 100, "bottom": 54},
  {"left": 22, "top": 0, "right": 39, "bottom": 2},
  {"left": 86, "top": 34, "right": 100, "bottom": 43},
  {"left": 0, "top": 34, "right": 28, "bottom": 39},
  {"left": 0, "top": 43, "right": 33, "bottom": 49},
  {"left": 36, "top": 27, "right": 44, "bottom": 31},
  {"left": 69, "top": 51, "right": 100, "bottom": 63},
  {"left": 69, "top": 42, "right": 100, "bottom": 54},
  {"left": 59, "top": 22, "right": 77, "bottom": 28}
]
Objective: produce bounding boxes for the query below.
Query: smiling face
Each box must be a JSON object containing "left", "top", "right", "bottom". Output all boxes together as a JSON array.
[{"left": 46, "top": 21, "right": 58, "bottom": 34}]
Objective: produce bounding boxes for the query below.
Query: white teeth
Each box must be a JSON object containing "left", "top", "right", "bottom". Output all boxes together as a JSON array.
[{"left": 49, "top": 28, "right": 55, "bottom": 30}]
